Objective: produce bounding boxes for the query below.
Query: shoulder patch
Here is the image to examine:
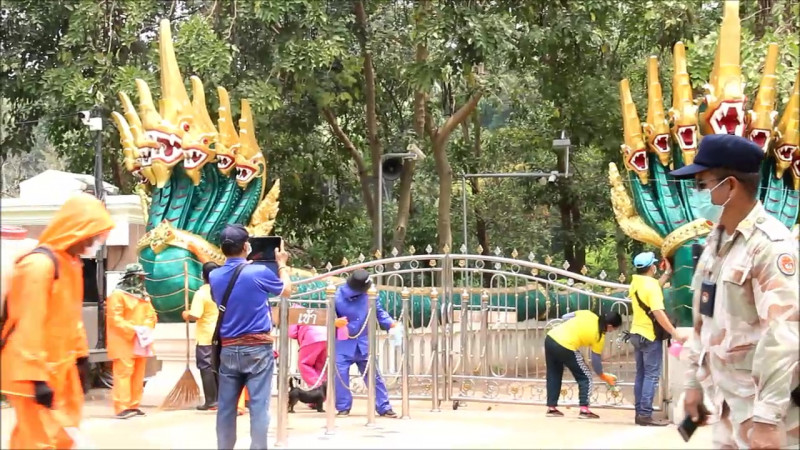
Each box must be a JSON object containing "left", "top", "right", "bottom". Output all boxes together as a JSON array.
[
  {"left": 777, "top": 253, "right": 797, "bottom": 276},
  {"left": 754, "top": 215, "right": 792, "bottom": 242}
]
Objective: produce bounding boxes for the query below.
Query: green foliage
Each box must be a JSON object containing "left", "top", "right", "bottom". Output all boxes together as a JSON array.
[{"left": 2, "top": 0, "right": 797, "bottom": 278}]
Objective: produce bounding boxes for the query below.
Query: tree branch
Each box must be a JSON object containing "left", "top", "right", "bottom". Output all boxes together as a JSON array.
[
  {"left": 322, "top": 107, "right": 376, "bottom": 221},
  {"left": 353, "top": 0, "right": 382, "bottom": 176},
  {"left": 436, "top": 91, "right": 483, "bottom": 147}
]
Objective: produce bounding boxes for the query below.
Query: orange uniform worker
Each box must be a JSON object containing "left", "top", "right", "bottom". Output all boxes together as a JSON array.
[
  {"left": 1, "top": 193, "right": 114, "bottom": 449},
  {"left": 106, "top": 263, "right": 157, "bottom": 419}
]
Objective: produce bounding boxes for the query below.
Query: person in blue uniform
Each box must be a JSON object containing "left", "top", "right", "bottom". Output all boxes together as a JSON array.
[{"left": 334, "top": 269, "right": 398, "bottom": 418}]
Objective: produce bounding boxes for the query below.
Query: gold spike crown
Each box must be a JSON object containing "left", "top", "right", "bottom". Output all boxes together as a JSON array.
[
  {"left": 746, "top": 44, "right": 780, "bottom": 153},
  {"left": 111, "top": 112, "right": 139, "bottom": 174},
  {"left": 137, "top": 20, "right": 194, "bottom": 188},
  {"left": 182, "top": 76, "right": 219, "bottom": 186},
  {"left": 777, "top": 74, "right": 800, "bottom": 186},
  {"left": 619, "top": 79, "right": 649, "bottom": 184},
  {"left": 119, "top": 91, "right": 157, "bottom": 185},
  {"left": 216, "top": 86, "right": 241, "bottom": 176},
  {"left": 701, "top": 1, "right": 746, "bottom": 137},
  {"left": 642, "top": 56, "right": 671, "bottom": 166},
  {"left": 668, "top": 42, "right": 700, "bottom": 165},
  {"left": 235, "top": 99, "right": 266, "bottom": 190}
]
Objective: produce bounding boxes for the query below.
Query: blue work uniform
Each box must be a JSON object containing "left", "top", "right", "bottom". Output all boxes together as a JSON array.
[{"left": 334, "top": 284, "right": 394, "bottom": 414}]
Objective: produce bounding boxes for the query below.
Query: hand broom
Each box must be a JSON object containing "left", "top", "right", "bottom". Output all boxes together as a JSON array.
[{"left": 161, "top": 261, "right": 200, "bottom": 409}]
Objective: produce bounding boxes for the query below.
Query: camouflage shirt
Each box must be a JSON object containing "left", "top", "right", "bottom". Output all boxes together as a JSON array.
[{"left": 685, "top": 202, "right": 799, "bottom": 425}]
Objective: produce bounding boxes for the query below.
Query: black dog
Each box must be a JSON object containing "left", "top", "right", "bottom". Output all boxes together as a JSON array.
[{"left": 288, "top": 377, "right": 327, "bottom": 413}]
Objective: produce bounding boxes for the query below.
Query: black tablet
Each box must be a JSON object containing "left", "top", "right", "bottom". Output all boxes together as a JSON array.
[{"left": 248, "top": 236, "right": 283, "bottom": 262}]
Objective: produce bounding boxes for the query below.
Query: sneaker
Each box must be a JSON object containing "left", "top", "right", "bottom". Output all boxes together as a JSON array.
[
  {"left": 197, "top": 403, "right": 218, "bottom": 411},
  {"left": 116, "top": 409, "right": 137, "bottom": 420},
  {"left": 134, "top": 409, "right": 146, "bottom": 416},
  {"left": 337, "top": 410, "right": 350, "bottom": 417},
  {"left": 380, "top": 410, "right": 398, "bottom": 418},
  {"left": 579, "top": 410, "right": 600, "bottom": 419},
  {"left": 545, "top": 408, "right": 564, "bottom": 417},
  {"left": 636, "top": 415, "right": 669, "bottom": 426}
]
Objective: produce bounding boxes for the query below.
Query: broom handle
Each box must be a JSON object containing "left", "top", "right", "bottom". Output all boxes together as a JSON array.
[{"left": 184, "top": 261, "right": 190, "bottom": 366}]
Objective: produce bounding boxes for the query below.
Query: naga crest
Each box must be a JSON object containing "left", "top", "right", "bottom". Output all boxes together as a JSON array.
[
  {"left": 112, "top": 19, "right": 280, "bottom": 323},
  {"left": 216, "top": 87, "right": 240, "bottom": 176},
  {"left": 235, "top": 99, "right": 266, "bottom": 190},
  {"left": 182, "top": 76, "right": 218, "bottom": 186},
  {"left": 609, "top": 0, "right": 799, "bottom": 328}
]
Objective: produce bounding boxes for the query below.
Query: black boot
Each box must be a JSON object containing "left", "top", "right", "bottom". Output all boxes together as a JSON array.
[{"left": 197, "top": 369, "right": 218, "bottom": 410}]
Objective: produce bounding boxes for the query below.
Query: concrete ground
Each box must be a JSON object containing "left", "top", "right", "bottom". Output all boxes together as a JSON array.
[{"left": 1, "top": 391, "right": 712, "bottom": 449}]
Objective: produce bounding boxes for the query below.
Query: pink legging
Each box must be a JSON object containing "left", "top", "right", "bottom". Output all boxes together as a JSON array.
[{"left": 297, "top": 341, "right": 327, "bottom": 387}]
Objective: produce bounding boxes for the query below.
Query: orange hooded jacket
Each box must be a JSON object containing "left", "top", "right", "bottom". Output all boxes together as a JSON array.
[{"left": 1, "top": 193, "right": 114, "bottom": 398}]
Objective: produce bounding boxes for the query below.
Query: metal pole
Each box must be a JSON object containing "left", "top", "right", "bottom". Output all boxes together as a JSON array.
[
  {"left": 480, "top": 290, "right": 489, "bottom": 379},
  {"left": 377, "top": 160, "right": 384, "bottom": 256},
  {"left": 325, "top": 281, "right": 337, "bottom": 435},
  {"left": 275, "top": 296, "right": 290, "bottom": 447},
  {"left": 366, "top": 284, "right": 378, "bottom": 427},
  {"left": 400, "top": 287, "right": 411, "bottom": 419},
  {"left": 429, "top": 287, "right": 441, "bottom": 412},
  {"left": 94, "top": 127, "right": 107, "bottom": 349},
  {"left": 461, "top": 174, "right": 468, "bottom": 253}
]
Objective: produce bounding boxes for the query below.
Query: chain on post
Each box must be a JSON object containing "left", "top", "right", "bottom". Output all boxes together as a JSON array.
[{"left": 325, "top": 280, "right": 337, "bottom": 435}]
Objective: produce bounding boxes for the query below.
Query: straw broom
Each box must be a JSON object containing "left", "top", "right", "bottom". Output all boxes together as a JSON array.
[{"left": 161, "top": 261, "right": 200, "bottom": 409}]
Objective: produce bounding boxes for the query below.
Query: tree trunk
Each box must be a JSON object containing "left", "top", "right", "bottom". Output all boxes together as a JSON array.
[
  {"left": 390, "top": 26, "right": 429, "bottom": 254},
  {"left": 570, "top": 202, "right": 586, "bottom": 271},
  {"left": 616, "top": 227, "right": 628, "bottom": 279}
]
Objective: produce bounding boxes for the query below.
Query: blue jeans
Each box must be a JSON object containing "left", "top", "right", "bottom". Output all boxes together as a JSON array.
[
  {"left": 217, "top": 344, "right": 274, "bottom": 450},
  {"left": 631, "top": 334, "right": 663, "bottom": 418}
]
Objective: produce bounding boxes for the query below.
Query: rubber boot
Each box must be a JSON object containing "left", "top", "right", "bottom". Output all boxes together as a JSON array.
[{"left": 197, "top": 369, "right": 218, "bottom": 410}]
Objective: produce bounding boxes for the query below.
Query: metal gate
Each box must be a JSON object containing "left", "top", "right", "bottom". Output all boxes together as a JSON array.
[{"left": 275, "top": 248, "right": 667, "bottom": 444}]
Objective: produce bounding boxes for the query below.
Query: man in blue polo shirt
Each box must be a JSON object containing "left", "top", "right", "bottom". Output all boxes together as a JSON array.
[{"left": 209, "top": 225, "right": 293, "bottom": 450}]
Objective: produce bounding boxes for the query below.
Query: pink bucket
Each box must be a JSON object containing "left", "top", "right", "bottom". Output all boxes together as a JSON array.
[{"left": 337, "top": 326, "right": 349, "bottom": 341}]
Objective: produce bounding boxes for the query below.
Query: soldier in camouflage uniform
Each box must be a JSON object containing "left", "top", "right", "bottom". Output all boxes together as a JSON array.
[{"left": 670, "top": 134, "right": 799, "bottom": 449}]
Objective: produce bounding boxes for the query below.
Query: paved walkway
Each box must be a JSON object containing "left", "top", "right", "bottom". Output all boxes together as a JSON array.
[{"left": 1, "top": 395, "right": 712, "bottom": 449}]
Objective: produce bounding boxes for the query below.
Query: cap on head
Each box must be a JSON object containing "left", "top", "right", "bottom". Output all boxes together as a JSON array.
[
  {"left": 124, "top": 263, "right": 149, "bottom": 277},
  {"left": 669, "top": 134, "right": 764, "bottom": 178},
  {"left": 633, "top": 251, "right": 658, "bottom": 269},
  {"left": 346, "top": 269, "right": 372, "bottom": 294},
  {"left": 220, "top": 224, "right": 249, "bottom": 255}
]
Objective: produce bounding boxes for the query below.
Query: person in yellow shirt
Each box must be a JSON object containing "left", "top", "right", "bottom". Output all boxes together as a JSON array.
[
  {"left": 106, "top": 263, "right": 157, "bottom": 419},
  {"left": 183, "top": 262, "right": 220, "bottom": 411},
  {"left": 628, "top": 251, "right": 686, "bottom": 426},
  {"left": 545, "top": 310, "right": 622, "bottom": 419}
]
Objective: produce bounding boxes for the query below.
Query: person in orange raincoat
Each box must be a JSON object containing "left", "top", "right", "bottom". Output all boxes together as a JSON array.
[
  {"left": 106, "top": 263, "right": 157, "bottom": 419},
  {"left": 1, "top": 193, "right": 114, "bottom": 449}
]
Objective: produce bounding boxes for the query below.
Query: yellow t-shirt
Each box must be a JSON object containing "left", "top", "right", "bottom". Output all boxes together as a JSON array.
[
  {"left": 628, "top": 274, "right": 665, "bottom": 342},
  {"left": 189, "top": 284, "right": 219, "bottom": 346},
  {"left": 547, "top": 310, "right": 606, "bottom": 354}
]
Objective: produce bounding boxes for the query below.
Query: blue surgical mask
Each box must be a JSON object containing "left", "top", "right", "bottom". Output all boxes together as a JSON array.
[{"left": 695, "top": 177, "right": 731, "bottom": 223}]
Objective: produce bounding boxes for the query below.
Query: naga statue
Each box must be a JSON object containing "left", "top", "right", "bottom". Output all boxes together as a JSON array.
[
  {"left": 609, "top": 0, "right": 800, "bottom": 327},
  {"left": 111, "top": 20, "right": 280, "bottom": 322}
]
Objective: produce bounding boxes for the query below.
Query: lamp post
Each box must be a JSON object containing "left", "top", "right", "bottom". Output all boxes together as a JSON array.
[
  {"left": 376, "top": 145, "right": 425, "bottom": 256},
  {"left": 81, "top": 109, "right": 107, "bottom": 349}
]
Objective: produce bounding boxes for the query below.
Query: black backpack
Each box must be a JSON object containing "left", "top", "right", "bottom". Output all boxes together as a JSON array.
[{"left": 0, "top": 247, "right": 60, "bottom": 350}]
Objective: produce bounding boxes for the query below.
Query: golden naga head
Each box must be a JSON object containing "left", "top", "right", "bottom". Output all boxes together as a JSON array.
[
  {"left": 111, "top": 111, "right": 140, "bottom": 175},
  {"left": 700, "top": 1, "right": 746, "bottom": 137},
  {"left": 620, "top": 79, "right": 649, "bottom": 184},
  {"left": 642, "top": 56, "right": 671, "bottom": 166},
  {"left": 118, "top": 91, "right": 157, "bottom": 185},
  {"left": 668, "top": 42, "right": 700, "bottom": 165},
  {"left": 775, "top": 74, "right": 800, "bottom": 180},
  {"left": 182, "top": 76, "right": 219, "bottom": 186},
  {"left": 216, "top": 86, "right": 241, "bottom": 177},
  {"left": 235, "top": 99, "right": 266, "bottom": 189},
  {"left": 137, "top": 19, "right": 194, "bottom": 188},
  {"left": 746, "top": 44, "right": 780, "bottom": 153}
]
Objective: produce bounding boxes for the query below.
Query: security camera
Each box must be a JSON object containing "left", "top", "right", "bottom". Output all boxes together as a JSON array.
[
  {"left": 547, "top": 172, "right": 557, "bottom": 183},
  {"left": 78, "top": 110, "right": 92, "bottom": 125},
  {"left": 407, "top": 143, "right": 426, "bottom": 161}
]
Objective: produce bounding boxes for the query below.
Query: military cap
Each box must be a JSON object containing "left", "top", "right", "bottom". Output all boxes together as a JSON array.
[
  {"left": 669, "top": 134, "right": 764, "bottom": 178},
  {"left": 124, "top": 263, "right": 149, "bottom": 276}
]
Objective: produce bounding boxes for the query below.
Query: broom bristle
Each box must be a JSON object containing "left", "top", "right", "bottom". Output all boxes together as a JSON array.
[{"left": 160, "top": 368, "right": 200, "bottom": 410}]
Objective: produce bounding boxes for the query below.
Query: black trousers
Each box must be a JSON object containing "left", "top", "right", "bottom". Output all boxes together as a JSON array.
[{"left": 544, "top": 335, "right": 593, "bottom": 407}]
